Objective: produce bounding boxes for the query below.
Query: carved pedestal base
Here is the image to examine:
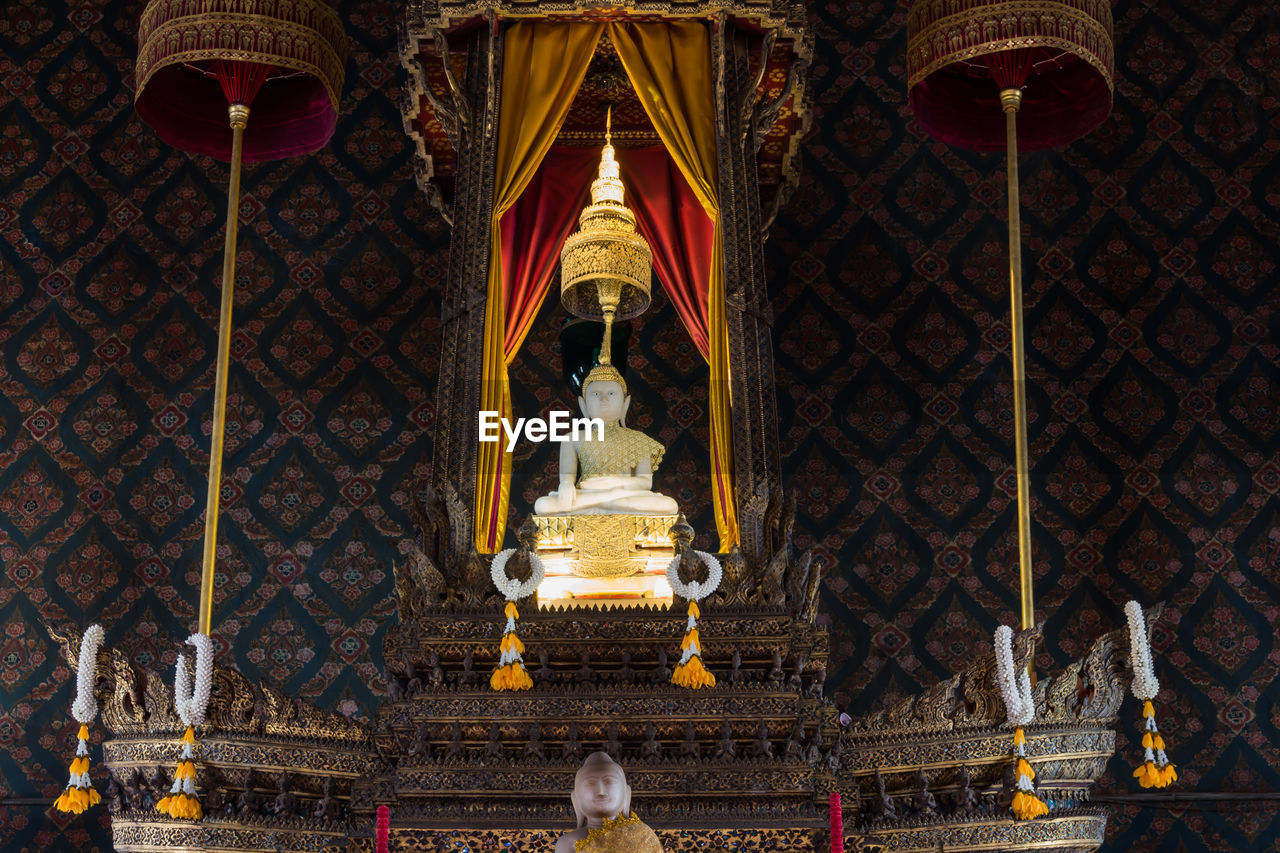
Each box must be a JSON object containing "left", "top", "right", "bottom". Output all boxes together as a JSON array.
[
  {"left": 345, "top": 827, "right": 821, "bottom": 852},
  {"left": 109, "top": 815, "right": 348, "bottom": 853},
  {"left": 856, "top": 811, "right": 1108, "bottom": 853},
  {"left": 51, "top": 545, "right": 1149, "bottom": 853}
]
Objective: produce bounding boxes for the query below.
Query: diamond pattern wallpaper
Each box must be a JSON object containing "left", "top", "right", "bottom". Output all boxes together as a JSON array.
[{"left": 0, "top": 0, "right": 1277, "bottom": 851}]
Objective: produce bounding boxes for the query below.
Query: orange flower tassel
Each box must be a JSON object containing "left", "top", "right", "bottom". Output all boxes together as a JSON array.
[
  {"left": 155, "top": 726, "right": 203, "bottom": 820},
  {"left": 54, "top": 723, "right": 102, "bottom": 814},
  {"left": 1133, "top": 700, "right": 1177, "bottom": 788},
  {"left": 1009, "top": 726, "right": 1049, "bottom": 820},
  {"left": 672, "top": 601, "right": 716, "bottom": 689},
  {"left": 491, "top": 601, "right": 533, "bottom": 691}
]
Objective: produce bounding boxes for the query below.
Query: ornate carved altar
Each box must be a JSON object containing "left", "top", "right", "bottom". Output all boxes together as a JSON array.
[
  {"left": 54, "top": 514, "right": 1149, "bottom": 852},
  {"left": 56, "top": 0, "right": 1145, "bottom": 851}
]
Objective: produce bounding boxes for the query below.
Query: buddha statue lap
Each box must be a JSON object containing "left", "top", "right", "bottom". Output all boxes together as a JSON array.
[
  {"left": 534, "top": 364, "right": 678, "bottom": 517},
  {"left": 554, "top": 752, "right": 663, "bottom": 853}
]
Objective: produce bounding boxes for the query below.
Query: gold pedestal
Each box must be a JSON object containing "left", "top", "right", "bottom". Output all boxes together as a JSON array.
[
  {"left": 533, "top": 514, "right": 676, "bottom": 574},
  {"left": 531, "top": 514, "right": 676, "bottom": 609}
]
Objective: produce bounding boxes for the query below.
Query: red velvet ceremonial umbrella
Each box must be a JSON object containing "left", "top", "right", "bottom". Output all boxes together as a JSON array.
[
  {"left": 135, "top": 0, "right": 347, "bottom": 640},
  {"left": 132, "top": 0, "right": 346, "bottom": 822},
  {"left": 908, "top": 1, "right": 1118, "bottom": 819},
  {"left": 907, "top": 0, "right": 1113, "bottom": 634}
]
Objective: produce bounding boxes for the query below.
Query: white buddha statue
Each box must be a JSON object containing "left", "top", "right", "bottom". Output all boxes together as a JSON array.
[
  {"left": 554, "top": 752, "right": 663, "bottom": 853},
  {"left": 534, "top": 362, "right": 679, "bottom": 516}
]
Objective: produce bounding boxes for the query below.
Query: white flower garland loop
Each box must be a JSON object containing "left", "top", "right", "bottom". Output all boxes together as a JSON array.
[
  {"left": 173, "top": 633, "right": 215, "bottom": 729},
  {"left": 666, "top": 550, "right": 722, "bottom": 602},
  {"left": 490, "top": 549, "right": 546, "bottom": 601},
  {"left": 994, "top": 625, "right": 1035, "bottom": 727},
  {"left": 71, "top": 624, "right": 105, "bottom": 724},
  {"left": 1125, "top": 601, "right": 1159, "bottom": 701}
]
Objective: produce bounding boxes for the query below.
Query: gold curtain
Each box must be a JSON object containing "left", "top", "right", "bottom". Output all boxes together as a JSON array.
[
  {"left": 609, "top": 21, "right": 738, "bottom": 550},
  {"left": 475, "top": 21, "right": 604, "bottom": 553}
]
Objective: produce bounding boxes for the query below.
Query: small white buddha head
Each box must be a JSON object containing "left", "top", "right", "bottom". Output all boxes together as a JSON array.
[
  {"left": 571, "top": 751, "right": 631, "bottom": 827},
  {"left": 579, "top": 363, "right": 630, "bottom": 426}
]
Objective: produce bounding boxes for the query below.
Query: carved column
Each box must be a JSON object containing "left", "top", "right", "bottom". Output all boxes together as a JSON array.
[
  {"left": 714, "top": 21, "right": 783, "bottom": 566},
  {"left": 430, "top": 22, "right": 502, "bottom": 572}
]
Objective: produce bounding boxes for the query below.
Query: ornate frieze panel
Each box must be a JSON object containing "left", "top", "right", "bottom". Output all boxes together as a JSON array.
[
  {"left": 347, "top": 827, "right": 820, "bottom": 852},
  {"left": 857, "top": 811, "right": 1108, "bottom": 853},
  {"left": 109, "top": 817, "right": 348, "bottom": 853}
]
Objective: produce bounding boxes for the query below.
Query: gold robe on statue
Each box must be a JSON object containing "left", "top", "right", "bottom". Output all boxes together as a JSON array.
[
  {"left": 575, "top": 812, "right": 664, "bottom": 853},
  {"left": 577, "top": 424, "right": 665, "bottom": 479}
]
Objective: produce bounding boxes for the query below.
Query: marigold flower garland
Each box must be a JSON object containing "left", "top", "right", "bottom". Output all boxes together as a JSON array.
[
  {"left": 994, "top": 625, "right": 1048, "bottom": 820},
  {"left": 1126, "top": 601, "right": 1177, "bottom": 789},
  {"left": 667, "top": 550, "right": 721, "bottom": 689},
  {"left": 489, "top": 548, "right": 545, "bottom": 691},
  {"left": 54, "top": 624, "right": 105, "bottom": 814},
  {"left": 156, "top": 633, "right": 213, "bottom": 820}
]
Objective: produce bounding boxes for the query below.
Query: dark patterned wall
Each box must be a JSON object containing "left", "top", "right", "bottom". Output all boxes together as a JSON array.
[
  {"left": 0, "top": 0, "right": 1276, "bottom": 850},
  {"left": 753, "top": 1, "right": 1280, "bottom": 850},
  {"left": 0, "top": 0, "right": 447, "bottom": 848}
]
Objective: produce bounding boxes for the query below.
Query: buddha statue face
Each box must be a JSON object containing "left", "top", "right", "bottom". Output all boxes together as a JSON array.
[
  {"left": 571, "top": 752, "right": 631, "bottom": 827},
  {"left": 578, "top": 379, "right": 629, "bottom": 425}
]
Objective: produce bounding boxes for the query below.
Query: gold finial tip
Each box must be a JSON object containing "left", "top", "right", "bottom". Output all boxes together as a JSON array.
[
  {"left": 605, "top": 105, "right": 612, "bottom": 143},
  {"left": 228, "top": 103, "right": 250, "bottom": 129}
]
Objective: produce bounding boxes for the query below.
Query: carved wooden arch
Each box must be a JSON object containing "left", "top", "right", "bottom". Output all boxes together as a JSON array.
[{"left": 398, "top": 2, "right": 812, "bottom": 572}]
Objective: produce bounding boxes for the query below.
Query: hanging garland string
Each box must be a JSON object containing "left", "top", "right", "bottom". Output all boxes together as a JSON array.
[
  {"left": 829, "top": 791, "right": 843, "bottom": 853},
  {"left": 489, "top": 548, "right": 545, "bottom": 691},
  {"left": 376, "top": 804, "right": 391, "bottom": 853},
  {"left": 54, "top": 625, "right": 106, "bottom": 815},
  {"left": 1126, "top": 601, "right": 1177, "bottom": 789},
  {"left": 156, "top": 633, "right": 213, "bottom": 820},
  {"left": 668, "top": 550, "right": 721, "bottom": 689},
  {"left": 994, "top": 625, "right": 1048, "bottom": 820}
]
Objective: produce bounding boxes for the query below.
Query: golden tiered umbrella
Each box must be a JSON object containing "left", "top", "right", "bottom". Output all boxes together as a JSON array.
[
  {"left": 133, "top": 0, "right": 346, "bottom": 820},
  {"left": 136, "top": 0, "right": 346, "bottom": 641},
  {"left": 560, "top": 110, "right": 654, "bottom": 365}
]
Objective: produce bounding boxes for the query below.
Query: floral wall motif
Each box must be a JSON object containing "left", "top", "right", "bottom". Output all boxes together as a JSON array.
[{"left": 0, "top": 0, "right": 1276, "bottom": 851}]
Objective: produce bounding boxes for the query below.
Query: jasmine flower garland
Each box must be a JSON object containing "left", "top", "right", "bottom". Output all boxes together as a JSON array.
[
  {"left": 157, "top": 633, "right": 214, "bottom": 820},
  {"left": 1126, "top": 601, "right": 1177, "bottom": 789},
  {"left": 668, "top": 551, "right": 721, "bottom": 689},
  {"left": 54, "top": 624, "right": 105, "bottom": 815},
  {"left": 994, "top": 625, "right": 1048, "bottom": 820},
  {"left": 489, "top": 549, "right": 545, "bottom": 691}
]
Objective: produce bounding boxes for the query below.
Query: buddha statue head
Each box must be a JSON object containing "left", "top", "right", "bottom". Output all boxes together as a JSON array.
[
  {"left": 579, "top": 362, "right": 630, "bottom": 426},
  {"left": 571, "top": 751, "right": 631, "bottom": 828}
]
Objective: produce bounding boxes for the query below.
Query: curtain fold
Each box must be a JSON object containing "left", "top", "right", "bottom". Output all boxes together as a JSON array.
[
  {"left": 617, "top": 146, "right": 713, "bottom": 358},
  {"left": 476, "top": 21, "right": 603, "bottom": 553},
  {"left": 609, "top": 21, "right": 738, "bottom": 550},
  {"left": 477, "top": 20, "right": 739, "bottom": 552},
  {"left": 500, "top": 148, "right": 598, "bottom": 356}
]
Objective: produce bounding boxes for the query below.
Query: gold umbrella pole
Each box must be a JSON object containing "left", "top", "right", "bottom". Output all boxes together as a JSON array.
[
  {"left": 197, "top": 103, "right": 249, "bottom": 636},
  {"left": 1001, "top": 88, "right": 1034, "bottom": 635},
  {"left": 597, "top": 280, "right": 620, "bottom": 365},
  {"left": 593, "top": 109, "right": 620, "bottom": 367}
]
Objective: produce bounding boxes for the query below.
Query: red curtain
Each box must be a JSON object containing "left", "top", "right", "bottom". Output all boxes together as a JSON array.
[
  {"left": 495, "top": 143, "right": 715, "bottom": 546},
  {"left": 618, "top": 146, "right": 713, "bottom": 358},
  {"left": 499, "top": 148, "right": 599, "bottom": 357}
]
